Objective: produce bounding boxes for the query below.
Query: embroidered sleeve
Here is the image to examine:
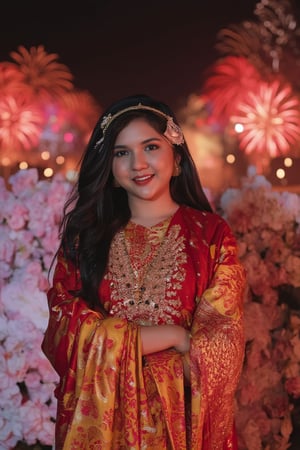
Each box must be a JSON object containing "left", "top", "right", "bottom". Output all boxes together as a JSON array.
[
  {"left": 41, "top": 249, "right": 143, "bottom": 449},
  {"left": 190, "top": 223, "right": 246, "bottom": 448},
  {"left": 201, "top": 231, "right": 245, "bottom": 319}
]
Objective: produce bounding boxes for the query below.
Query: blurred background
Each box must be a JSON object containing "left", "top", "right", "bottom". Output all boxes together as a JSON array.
[
  {"left": 1, "top": 0, "right": 300, "bottom": 196},
  {"left": 1, "top": 2, "right": 300, "bottom": 449}
]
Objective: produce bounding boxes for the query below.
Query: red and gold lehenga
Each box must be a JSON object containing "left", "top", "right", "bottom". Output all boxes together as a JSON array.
[{"left": 42, "top": 205, "right": 246, "bottom": 450}]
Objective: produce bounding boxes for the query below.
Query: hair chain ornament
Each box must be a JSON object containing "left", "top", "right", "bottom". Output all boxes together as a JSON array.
[{"left": 95, "top": 103, "right": 185, "bottom": 149}]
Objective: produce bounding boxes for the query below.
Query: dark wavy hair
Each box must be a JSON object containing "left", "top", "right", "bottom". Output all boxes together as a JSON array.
[{"left": 58, "top": 94, "right": 212, "bottom": 310}]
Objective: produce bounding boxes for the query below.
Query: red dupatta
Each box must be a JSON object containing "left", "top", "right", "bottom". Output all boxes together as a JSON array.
[{"left": 42, "top": 206, "right": 246, "bottom": 449}]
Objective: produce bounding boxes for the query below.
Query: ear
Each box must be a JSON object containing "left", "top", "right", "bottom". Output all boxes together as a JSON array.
[
  {"left": 172, "top": 154, "right": 182, "bottom": 177},
  {"left": 174, "top": 153, "right": 181, "bottom": 166}
]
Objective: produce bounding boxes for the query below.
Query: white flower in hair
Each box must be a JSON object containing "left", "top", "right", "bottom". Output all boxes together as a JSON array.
[{"left": 164, "top": 117, "right": 185, "bottom": 146}]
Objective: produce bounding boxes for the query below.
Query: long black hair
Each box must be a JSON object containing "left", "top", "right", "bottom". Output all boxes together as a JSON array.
[{"left": 58, "top": 94, "right": 212, "bottom": 310}]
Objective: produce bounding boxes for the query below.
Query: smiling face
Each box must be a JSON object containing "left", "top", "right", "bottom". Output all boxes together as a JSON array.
[{"left": 112, "top": 118, "right": 177, "bottom": 210}]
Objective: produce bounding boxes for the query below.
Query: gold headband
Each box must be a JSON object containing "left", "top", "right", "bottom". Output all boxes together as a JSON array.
[{"left": 95, "top": 103, "right": 184, "bottom": 148}]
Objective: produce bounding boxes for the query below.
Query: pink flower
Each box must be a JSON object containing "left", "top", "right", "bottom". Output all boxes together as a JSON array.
[
  {"left": 285, "top": 377, "right": 300, "bottom": 398},
  {"left": 8, "top": 168, "right": 39, "bottom": 197},
  {"left": 20, "top": 400, "right": 55, "bottom": 446},
  {"left": 0, "top": 380, "right": 23, "bottom": 448},
  {"left": 12, "top": 229, "right": 35, "bottom": 267},
  {"left": 0, "top": 228, "right": 16, "bottom": 263},
  {"left": 2, "top": 282, "right": 49, "bottom": 330},
  {"left": 260, "top": 287, "right": 280, "bottom": 306},
  {"left": 243, "top": 302, "right": 272, "bottom": 343},
  {"left": 0, "top": 406, "right": 22, "bottom": 449},
  {"left": 237, "top": 376, "right": 261, "bottom": 405},
  {"left": 42, "top": 227, "right": 60, "bottom": 255},
  {"left": 237, "top": 416, "right": 263, "bottom": 450},
  {"left": 0, "top": 262, "right": 13, "bottom": 285},
  {"left": 6, "top": 202, "right": 28, "bottom": 230},
  {"left": 47, "top": 174, "right": 72, "bottom": 218},
  {"left": 0, "top": 179, "right": 14, "bottom": 223},
  {"left": 285, "top": 255, "right": 300, "bottom": 287},
  {"left": 263, "top": 391, "right": 290, "bottom": 418}
]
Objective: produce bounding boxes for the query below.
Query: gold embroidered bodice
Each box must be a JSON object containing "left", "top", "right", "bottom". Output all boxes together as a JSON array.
[{"left": 102, "top": 217, "right": 191, "bottom": 326}]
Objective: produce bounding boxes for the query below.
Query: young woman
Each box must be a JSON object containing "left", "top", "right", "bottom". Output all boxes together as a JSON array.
[{"left": 42, "top": 94, "right": 246, "bottom": 449}]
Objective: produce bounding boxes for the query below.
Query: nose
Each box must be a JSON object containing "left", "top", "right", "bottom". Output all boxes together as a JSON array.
[{"left": 131, "top": 150, "right": 149, "bottom": 170}]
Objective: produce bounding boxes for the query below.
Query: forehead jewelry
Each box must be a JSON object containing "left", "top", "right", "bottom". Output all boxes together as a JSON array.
[{"left": 95, "top": 103, "right": 185, "bottom": 149}]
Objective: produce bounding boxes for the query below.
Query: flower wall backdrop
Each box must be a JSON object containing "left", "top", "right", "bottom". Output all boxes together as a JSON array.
[
  {"left": 0, "top": 169, "right": 72, "bottom": 449},
  {"left": 220, "top": 169, "right": 300, "bottom": 449},
  {"left": 0, "top": 168, "right": 299, "bottom": 449}
]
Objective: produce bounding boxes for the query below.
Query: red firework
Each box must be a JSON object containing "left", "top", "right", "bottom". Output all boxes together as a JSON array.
[
  {"left": 0, "top": 94, "right": 46, "bottom": 151},
  {"left": 231, "top": 79, "right": 300, "bottom": 157},
  {"left": 202, "top": 56, "right": 262, "bottom": 126},
  {"left": 10, "top": 45, "right": 74, "bottom": 101}
]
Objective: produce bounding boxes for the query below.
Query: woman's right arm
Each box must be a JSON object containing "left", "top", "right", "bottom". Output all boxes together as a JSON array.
[
  {"left": 41, "top": 247, "right": 106, "bottom": 376},
  {"left": 42, "top": 248, "right": 190, "bottom": 375},
  {"left": 140, "top": 324, "right": 191, "bottom": 355}
]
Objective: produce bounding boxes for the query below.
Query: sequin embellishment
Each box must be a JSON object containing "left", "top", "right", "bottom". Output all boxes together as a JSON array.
[{"left": 106, "top": 222, "right": 186, "bottom": 325}]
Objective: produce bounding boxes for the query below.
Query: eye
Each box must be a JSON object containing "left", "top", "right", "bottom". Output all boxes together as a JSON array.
[
  {"left": 113, "top": 149, "right": 128, "bottom": 157},
  {"left": 145, "top": 143, "right": 159, "bottom": 151}
]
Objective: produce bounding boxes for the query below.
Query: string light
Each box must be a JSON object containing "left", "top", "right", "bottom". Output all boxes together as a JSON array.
[
  {"left": 19, "top": 161, "right": 28, "bottom": 170},
  {"left": 56, "top": 155, "right": 65, "bottom": 165},
  {"left": 43, "top": 168, "right": 53, "bottom": 178},
  {"left": 226, "top": 154, "right": 236, "bottom": 164},
  {"left": 284, "top": 157, "right": 293, "bottom": 167},
  {"left": 276, "top": 168, "right": 285, "bottom": 179},
  {"left": 41, "top": 151, "right": 50, "bottom": 160}
]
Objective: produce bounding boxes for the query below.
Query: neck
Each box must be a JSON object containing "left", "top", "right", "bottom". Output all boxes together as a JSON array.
[{"left": 129, "top": 198, "right": 179, "bottom": 227}]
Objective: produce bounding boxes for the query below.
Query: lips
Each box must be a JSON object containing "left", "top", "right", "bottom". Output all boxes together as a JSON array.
[{"left": 133, "top": 174, "right": 154, "bottom": 183}]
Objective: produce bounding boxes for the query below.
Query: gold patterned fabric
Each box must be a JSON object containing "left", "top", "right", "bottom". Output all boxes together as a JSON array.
[
  {"left": 42, "top": 205, "right": 246, "bottom": 449},
  {"left": 104, "top": 218, "right": 188, "bottom": 326}
]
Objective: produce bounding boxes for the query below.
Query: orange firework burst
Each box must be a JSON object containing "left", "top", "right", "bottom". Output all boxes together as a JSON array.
[
  {"left": 10, "top": 45, "right": 74, "bottom": 100},
  {"left": 59, "top": 90, "right": 101, "bottom": 135},
  {"left": 231, "top": 79, "right": 300, "bottom": 157},
  {"left": 0, "top": 94, "right": 46, "bottom": 151},
  {"left": 202, "top": 56, "right": 261, "bottom": 126},
  {"left": 0, "top": 62, "right": 27, "bottom": 95}
]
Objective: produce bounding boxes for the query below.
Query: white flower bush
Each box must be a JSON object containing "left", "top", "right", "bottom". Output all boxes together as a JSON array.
[
  {"left": 0, "top": 169, "right": 72, "bottom": 449},
  {"left": 0, "top": 167, "right": 299, "bottom": 449},
  {"left": 220, "top": 171, "right": 300, "bottom": 450}
]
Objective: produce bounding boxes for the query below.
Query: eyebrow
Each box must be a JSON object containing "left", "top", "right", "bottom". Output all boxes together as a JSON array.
[{"left": 113, "top": 137, "right": 162, "bottom": 149}]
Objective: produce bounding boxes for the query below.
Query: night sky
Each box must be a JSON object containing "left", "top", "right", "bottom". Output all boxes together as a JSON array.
[{"left": 0, "top": 0, "right": 293, "bottom": 111}]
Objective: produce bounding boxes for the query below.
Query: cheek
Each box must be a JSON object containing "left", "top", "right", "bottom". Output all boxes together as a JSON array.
[
  {"left": 152, "top": 150, "right": 173, "bottom": 167},
  {"left": 158, "top": 154, "right": 175, "bottom": 174},
  {"left": 112, "top": 159, "right": 125, "bottom": 179}
]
